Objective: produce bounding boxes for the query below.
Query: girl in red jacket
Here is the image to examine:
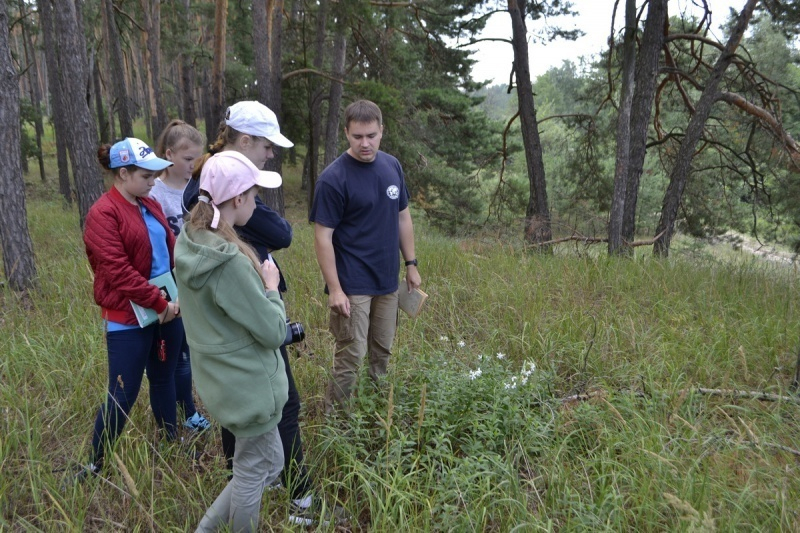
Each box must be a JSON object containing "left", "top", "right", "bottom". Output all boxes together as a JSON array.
[{"left": 77, "top": 138, "right": 183, "bottom": 480}]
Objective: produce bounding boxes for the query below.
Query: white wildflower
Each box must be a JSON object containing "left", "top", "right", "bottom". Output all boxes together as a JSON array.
[
  {"left": 469, "top": 368, "right": 482, "bottom": 380},
  {"left": 440, "top": 335, "right": 449, "bottom": 341},
  {"left": 457, "top": 340, "right": 466, "bottom": 348},
  {"left": 496, "top": 352, "right": 505, "bottom": 360},
  {"left": 478, "top": 354, "right": 483, "bottom": 360}
]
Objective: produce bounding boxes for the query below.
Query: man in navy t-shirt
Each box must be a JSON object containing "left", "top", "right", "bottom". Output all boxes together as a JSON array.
[{"left": 309, "top": 100, "right": 422, "bottom": 412}]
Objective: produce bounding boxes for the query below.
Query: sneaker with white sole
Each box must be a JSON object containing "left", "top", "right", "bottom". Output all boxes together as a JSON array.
[
  {"left": 184, "top": 412, "right": 210, "bottom": 433},
  {"left": 288, "top": 497, "right": 349, "bottom": 527}
]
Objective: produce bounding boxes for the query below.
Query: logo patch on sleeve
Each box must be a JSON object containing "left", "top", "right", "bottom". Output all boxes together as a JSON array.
[{"left": 386, "top": 185, "right": 400, "bottom": 200}]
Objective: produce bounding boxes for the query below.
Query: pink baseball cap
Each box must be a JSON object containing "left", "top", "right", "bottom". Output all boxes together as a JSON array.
[{"left": 199, "top": 151, "right": 282, "bottom": 228}]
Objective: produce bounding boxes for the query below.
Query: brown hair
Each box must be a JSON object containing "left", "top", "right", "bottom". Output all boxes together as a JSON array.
[
  {"left": 155, "top": 120, "right": 204, "bottom": 158},
  {"left": 97, "top": 143, "right": 136, "bottom": 175},
  {"left": 344, "top": 100, "right": 383, "bottom": 130},
  {"left": 191, "top": 121, "right": 263, "bottom": 180},
  {"left": 184, "top": 187, "right": 266, "bottom": 287}
]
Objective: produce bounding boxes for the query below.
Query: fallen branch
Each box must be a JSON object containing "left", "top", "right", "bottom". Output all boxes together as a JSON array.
[
  {"left": 682, "top": 387, "right": 800, "bottom": 405},
  {"left": 532, "top": 230, "right": 666, "bottom": 248}
]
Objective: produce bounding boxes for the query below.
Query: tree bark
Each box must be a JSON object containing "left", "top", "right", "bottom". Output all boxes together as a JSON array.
[
  {"left": 653, "top": 0, "right": 758, "bottom": 257},
  {"left": 303, "top": 0, "right": 328, "bottom": 198},
  {"left": 622, "top": 0, "right": 667, "bottom": 245},
  {"left": 608, "top": 0, "right": 637, "bottom": 256},
  {"left": 180, "top": 0, "right": 197, "bottom": 126},
  {"left": 324, "top": 15, "right": 346, "bottom": 169},
  {"left": 18, "top": 0, "right": 46, "bottom": 183},
  {"left": 38, "top": 0, "right": 72, "bottom": 204},
  {"left": 103, "top": 0, "right": 133, "bottom": 137},
  {"left": 508, "top": 0, "right": 551, "bottom": 247},
  {"left": 261, "top": 0, "right": 286, "bottom": 216},
  {"left": 92, "top": 50, "right": 109, "bottom": 143},
  {"left": 210, "top": 0, "right": 228, "bottom": 142},
  {"left": 0, "top": 0, "right": 37, "bottom": 291},
  {"left": 141, "top": 0, "right": 167, "bottom": 136},
  {"left": 54, "top": 0, "right": 104, "bottom": 227}
]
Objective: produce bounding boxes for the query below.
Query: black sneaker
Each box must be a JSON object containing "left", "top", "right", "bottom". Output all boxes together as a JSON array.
[{"left": 288, "top": 498, "right": 349, "bottom": 527}]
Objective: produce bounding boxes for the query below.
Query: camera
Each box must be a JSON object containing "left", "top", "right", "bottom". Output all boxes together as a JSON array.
[{"left": 283, "top": 319, "right": 305, "bottom": 346}]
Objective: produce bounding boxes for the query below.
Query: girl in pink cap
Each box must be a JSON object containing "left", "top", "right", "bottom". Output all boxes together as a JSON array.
[{"left": 174, "top": 151, "right": 287, "bottom": 532}]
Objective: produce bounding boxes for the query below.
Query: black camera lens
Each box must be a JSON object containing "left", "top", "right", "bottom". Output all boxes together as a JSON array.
[{"left": 283, "top": 320, "right": 305, "bottom": 346}]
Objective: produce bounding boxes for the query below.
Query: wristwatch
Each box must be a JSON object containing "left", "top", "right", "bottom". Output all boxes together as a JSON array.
[{"left": 404, "top": 259, "right": 418, "bottom": 267}]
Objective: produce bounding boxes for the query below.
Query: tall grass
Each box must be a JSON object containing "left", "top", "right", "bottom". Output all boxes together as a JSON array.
[{"left": 3, "top": 164, "right": 800, "bottom": 530}]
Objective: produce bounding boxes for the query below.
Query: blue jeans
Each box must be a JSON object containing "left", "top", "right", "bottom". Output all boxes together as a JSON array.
[
  {"left": 175, "top": 337, "right": 197, "bottom": 419},
  {"left": 90, "top": 319, "right": 183, "bottom": 466}
]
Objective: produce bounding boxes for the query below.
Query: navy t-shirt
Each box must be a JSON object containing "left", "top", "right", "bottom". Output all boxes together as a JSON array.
[{"left": 309, "top": 151, "right": 409, "bottom": 295}]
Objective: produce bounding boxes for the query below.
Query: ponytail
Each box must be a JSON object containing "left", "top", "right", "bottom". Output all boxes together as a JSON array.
[{"left": 191, "top": 121, "right": 246, "bottom": 180}]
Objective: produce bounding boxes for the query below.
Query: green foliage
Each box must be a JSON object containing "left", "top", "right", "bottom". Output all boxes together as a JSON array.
[
  {"left": 6, "top": 175, "right": 800, "bottom": 529},
  {"left": 19, "top": 98, "right": 41, "bottom": 162}
]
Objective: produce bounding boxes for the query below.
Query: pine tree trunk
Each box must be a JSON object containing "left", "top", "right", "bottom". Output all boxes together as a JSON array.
[
  {"left": 261, "top": 0, "right": 285, "bottom": 217},
  {"left": 0, "top": 0, "right": 37, "bottom": 291},
  {"left": 180, "top": 0, "right": 197, "bottom": 126},
  {"left": 141, "top": 0, "right": 167, "bottom": 136},
  {"left": 508, "top": 0, "right": 551, "bottom": 248},
  {"left": 54, "top": 0, "right": 104, "bottom": 227},
  {"left": 323, "top": 11, "right": 346, "bottom": 169},
  {"left": 608, "top": 0, "right": 637, "bottom": 256},
  {"left": 38, "top": 0, "right": 72, "bottom": 205},
  {"left": 210, "top": 0, "right": 227, "bottom": 137},
  {"left": 303, "top": 0, "right": 328, "bottom": 196},
  {"left": 622, "top": 0, "right": 667, "bottom": 246},
  {"left": 103, "top": 0, "right": 133, "bottom": 137},
  {"left": 92, "top": 52, "right": 109, "bottom": 143},
  {"left": 653, "top": 0, "right": 758, "bottom": 257},
  {"left": 19, "top": 0, "right": 46, "bottom": 183}
]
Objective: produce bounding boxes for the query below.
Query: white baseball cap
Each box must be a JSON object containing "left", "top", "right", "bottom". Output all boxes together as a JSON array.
[
  {"left": 109, "top": 138, "right": 172, "bottom": 171},
  {"left": 225, "top": 101, "right": 294, "bottom": 148},
  {"left": 199, "top": 151, "right": 282, "bottom": 228}
]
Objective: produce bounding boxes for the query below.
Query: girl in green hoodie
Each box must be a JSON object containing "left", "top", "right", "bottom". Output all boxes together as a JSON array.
[{"left": 174, "top": 151, "right": 288, "bottom": 532}]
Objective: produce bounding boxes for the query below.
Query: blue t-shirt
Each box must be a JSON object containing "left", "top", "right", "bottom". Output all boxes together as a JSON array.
[
  {"left": 107, "top": 204, "right": 171, "bottom": 332},
  {"left": 309, "top": 151, "right": 409, "bottom": 295}
]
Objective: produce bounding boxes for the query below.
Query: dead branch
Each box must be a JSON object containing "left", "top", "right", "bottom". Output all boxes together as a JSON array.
[
  {"left": 530, "top": 230, "right": 666, "bottom": 248},
  {"left": 717, "top": 91, "right": 800, "bottom": 171},
  {"left": 681, "top": 387, "right": 800, "bottom": 405}
]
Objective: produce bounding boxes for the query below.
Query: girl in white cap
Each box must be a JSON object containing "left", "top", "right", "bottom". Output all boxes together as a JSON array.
[
  {"left": 174, "top": 151, "right": 287, "bottom": 532},
  {"left": 77, "top": 138, "right": 182, "bottom": 481}
]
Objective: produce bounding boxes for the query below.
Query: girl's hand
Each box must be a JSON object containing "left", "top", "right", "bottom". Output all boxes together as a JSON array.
[
  {"left": 260, "top": 260, "right": 280, "bottom": 293},
  {"left": 158, "top": 302, "right": 180, "bottom": 324}
]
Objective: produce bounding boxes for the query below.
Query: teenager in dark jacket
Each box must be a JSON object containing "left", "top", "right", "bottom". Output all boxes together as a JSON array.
[{"left": 77, "top": 138, "right": 182, "bottom": 480}]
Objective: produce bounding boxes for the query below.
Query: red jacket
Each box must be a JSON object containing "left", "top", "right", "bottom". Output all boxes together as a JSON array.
[{"left": 83, "top": 186, "right": 175, "bottom": 325}]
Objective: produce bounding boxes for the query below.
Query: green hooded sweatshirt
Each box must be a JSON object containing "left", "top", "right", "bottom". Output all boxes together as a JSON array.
[{"left": 174, "top": 225, "right": 288, "bottom": 438}]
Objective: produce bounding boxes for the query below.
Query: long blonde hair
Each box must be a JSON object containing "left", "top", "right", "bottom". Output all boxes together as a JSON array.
[{"left": 185, "top": 188, "right": 266, "bottom": 288}]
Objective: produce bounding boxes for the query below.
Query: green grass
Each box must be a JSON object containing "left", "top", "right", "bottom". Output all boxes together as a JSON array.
[{"left": 3, "top": 156, "right": 800, "bottom": 530}]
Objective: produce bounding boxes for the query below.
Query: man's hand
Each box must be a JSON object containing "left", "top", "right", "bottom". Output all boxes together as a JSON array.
[
  {"left": 405, "top": 265, "right": 421, "bottom": 292},
  {"left": 328, "top": 289, "right": 351, "bottom": 317}
]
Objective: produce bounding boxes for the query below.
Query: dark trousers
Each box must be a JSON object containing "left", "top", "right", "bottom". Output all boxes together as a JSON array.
[
  {"left": 91, "top": 319, "right": 183, "bottom": 466},
  {"left": 175, "top": 337, "right": 197, "bottom": 419},
  {"left": 221, "top": 345, "right": 311, "bottom": 500}
]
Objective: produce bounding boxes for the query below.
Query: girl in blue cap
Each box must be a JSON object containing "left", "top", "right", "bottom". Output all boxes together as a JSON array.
[{"left": 76, "top": 138, "right": 183, "bottom": 481}]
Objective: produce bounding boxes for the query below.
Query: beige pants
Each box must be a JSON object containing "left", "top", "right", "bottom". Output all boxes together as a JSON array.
[{"left": 326, "top": 292, "right": 399, "bottom": 411}]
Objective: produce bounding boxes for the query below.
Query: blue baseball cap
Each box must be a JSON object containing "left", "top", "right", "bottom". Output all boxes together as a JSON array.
[{"left": 109, "top": 138, "right": 172, "bottom": 171}]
